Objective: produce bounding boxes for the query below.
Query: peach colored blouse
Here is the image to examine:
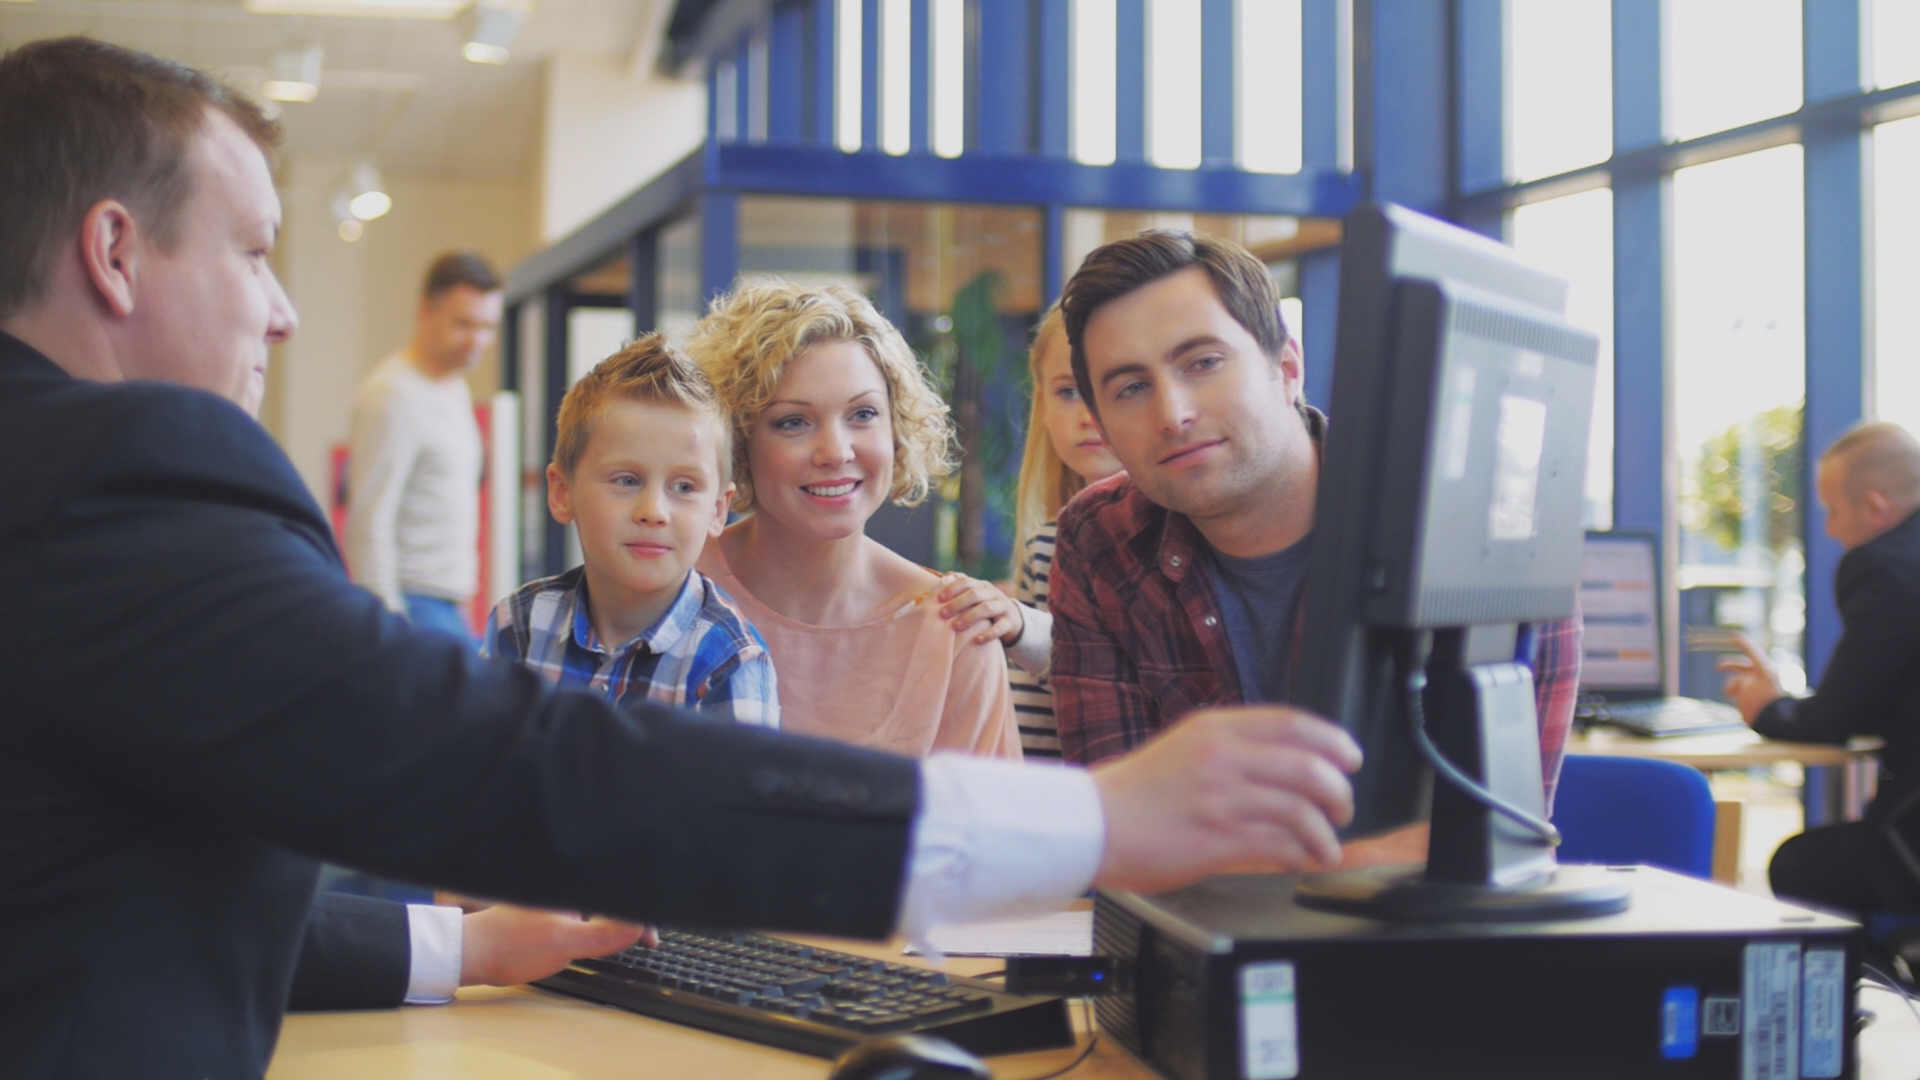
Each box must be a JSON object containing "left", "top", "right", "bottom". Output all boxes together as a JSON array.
[{"left": 698, "top": 545, "right": 1022, "bottom": 760}]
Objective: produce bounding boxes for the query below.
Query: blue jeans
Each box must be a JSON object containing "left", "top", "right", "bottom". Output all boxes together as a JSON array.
[{"left": 404, "top": 593, "right": 477, "bottom": 649}]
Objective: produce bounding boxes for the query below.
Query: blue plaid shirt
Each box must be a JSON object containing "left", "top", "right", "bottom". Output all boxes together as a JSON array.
[{"left": 483, "top": 566, "right": 779, "bottom": 728}]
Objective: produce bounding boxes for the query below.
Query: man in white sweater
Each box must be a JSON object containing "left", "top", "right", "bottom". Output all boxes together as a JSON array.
[{"left": 347, "top": 252, "right": 503, "bottom": 641}]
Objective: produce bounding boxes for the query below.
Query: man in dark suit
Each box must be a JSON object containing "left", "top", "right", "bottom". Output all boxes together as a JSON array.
[
  {"left": 1722, "top": 422, "right": 1920, "bottom": 920},
  {"left": 0, "top": 38, "right": 1366, "bottom": 1078}
]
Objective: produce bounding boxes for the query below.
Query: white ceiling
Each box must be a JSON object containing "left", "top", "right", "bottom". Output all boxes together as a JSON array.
[{"left": 0, "top": 0, "right": 670, "bottom": 181}]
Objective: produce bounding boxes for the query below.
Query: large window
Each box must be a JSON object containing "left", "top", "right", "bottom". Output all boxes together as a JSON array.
[
  {"left": 1875, "top": 0, "right": 1920, "bottom": 89},
  {"left": 1875, "top": 115, "right": 1920, "bottom": 438},
  {"left": 1665, "top": 0, "right": 1801, "bottom": 141},
  {"left": 1507, "top": 0, "right": 1611, "bottom": 181},
  {"left": 1510, "top": 188, "right": 1615, "bottom": 529},
  {"left": 1672, "top": 145, "right": 1807, "bottom": 695}
]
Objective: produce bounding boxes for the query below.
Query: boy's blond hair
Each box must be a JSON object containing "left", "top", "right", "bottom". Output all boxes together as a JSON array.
[
  {"left": 551, "top": 333, "right": 731, "bottom": 479},
  {"left": 685, "top": 278, "right": 956, "bottom": 514}
]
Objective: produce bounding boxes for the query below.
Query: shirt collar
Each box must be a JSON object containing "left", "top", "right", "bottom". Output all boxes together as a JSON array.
[
  {"left": 0, "top": 331, "right": 72, "bottom": 380},
  {"left": 569, "top": 570, "right": 704, "bottom": 657}
]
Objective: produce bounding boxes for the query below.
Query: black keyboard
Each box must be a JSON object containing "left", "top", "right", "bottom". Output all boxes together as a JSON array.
[
  {"left": 533, "top": 928, "right": 1074, "bottom": 1059},
  {"left": 1576, "top": 695, "right": 1748, "bottom": 737}
]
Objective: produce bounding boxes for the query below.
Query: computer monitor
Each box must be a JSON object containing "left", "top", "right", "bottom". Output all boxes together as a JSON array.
[
  {"left": 1294, "top": 203, "right": 1625, "bottom": 920},
  {"left": 1578, "top": 532, "right": 1663, "bottom": 695}
]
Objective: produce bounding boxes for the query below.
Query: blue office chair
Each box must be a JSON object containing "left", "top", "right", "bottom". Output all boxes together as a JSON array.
[{"left": 1551, "top": 755, "right": 1717, "bottom": 879}]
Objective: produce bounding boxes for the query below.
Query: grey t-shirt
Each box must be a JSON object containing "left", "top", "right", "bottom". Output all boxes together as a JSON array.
[{"left": 1205, "top": 534, "right": 1314, "bottom": 704}]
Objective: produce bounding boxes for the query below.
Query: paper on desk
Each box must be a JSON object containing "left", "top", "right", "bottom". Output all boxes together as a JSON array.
[{"left": 904, "top": 911, "right": 1094, "bottom": 958}]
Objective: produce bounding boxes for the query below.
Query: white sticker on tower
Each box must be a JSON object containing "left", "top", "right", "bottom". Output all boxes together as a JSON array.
[
  {"left": 1239, "top": 961, "right": 1299, "bottom": 1080},
  {"left": 1799, "top": 948, "right": 1844, "bottom": 1078},
  {"left": 1741, "top": 941, "right": 1801, "bottom": 1080}
]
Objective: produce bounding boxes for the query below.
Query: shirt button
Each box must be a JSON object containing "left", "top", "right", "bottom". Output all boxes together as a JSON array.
[
  {"left": 1204, "top": 616, "right": 1218, "bottom": 627},
  {"left": 1170, "top": 555, "right": 1183, "bottom": 568}
]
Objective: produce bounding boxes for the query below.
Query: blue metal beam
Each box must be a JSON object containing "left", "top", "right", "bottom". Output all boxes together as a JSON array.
[
  {"left": 770, "top": 0, "right": 807, "bottom": 141},
  {"left": 1116, "top": 0, "right": 1146, "bottom": 163},
  {"left": 1301, "top": 0, "right": 1348, "bottom": 171},
  {"left": 701, "top": 190, "right": 741, "bottom": 306},
  {"left": 1200, "top": 0, "right": 1235, "bottom": 166},
  {"left": 975, "top": 0, "right": 1033, "bottom": 154},
  {"left": 1801, "top": 0, "right": 1868, "bottom": 682},
  {"left": 863, "top": 0, "right": 882, "bottom": 150},
  {"left": 812, "top": 0, "right": 837, "bottom": 144},
  {"left": 708, "top": 140, "right": 1365, "bottom": 214},
  {"left": 1610, "top": 0, "right": 1675, "bottom": 690},
  {"left": 1366, "top": 0, "right": 1450, "bottom": 211},
  {"left": 1042, "top": 202, "right": 1065, "bottom": 306},
  {"left": 911, "top": 0, "right": 931, "bottom": 152},
  {"left": 1454, "top": 0, "right": 1504, "bottom": 233},
  {"left": 1037, "top": 0, "right": 1070, "bottom": 156}
]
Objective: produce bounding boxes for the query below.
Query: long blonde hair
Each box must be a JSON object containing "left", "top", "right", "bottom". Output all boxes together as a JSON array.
[{"left": 1013, "top": 304, "right": 1086, "bottom": 549}]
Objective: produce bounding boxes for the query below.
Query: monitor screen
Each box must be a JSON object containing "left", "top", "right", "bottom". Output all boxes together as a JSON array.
[{"left": 1578, "top": 533, "right": 1662, "bottom": 692}]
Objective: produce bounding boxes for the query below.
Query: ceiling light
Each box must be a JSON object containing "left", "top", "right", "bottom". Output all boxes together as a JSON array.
[
  {"left": 246, "top": 0, "right": 466, "bottom": 18},
  {"left": 330, "top": 193, "right": 365, "bottom": 242},
  {"left": 463, "top": 0, "right": 530, "bottom": 65},
  {"left": 346, "top": 162, "right": 392, "bottom": 221},
  {"left": 261, "top": 45, "right": 323, "bottom": 103}
]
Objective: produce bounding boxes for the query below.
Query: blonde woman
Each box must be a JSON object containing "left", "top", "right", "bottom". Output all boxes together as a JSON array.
[
  {"left": 1003, "top": 304, "right": 1124, "bottom": 758},
  {"left": 687, "top": 280, "right": 1021, "bottom": 758}
]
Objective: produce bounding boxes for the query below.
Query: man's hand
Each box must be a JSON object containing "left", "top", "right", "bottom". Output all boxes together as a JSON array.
[
  {"left": 936, "top": 573, "right": 1026, "bottom": 646},
  {"left": 1718, "top": 633, "right": 1786, "bottom": 725},
  {"left": 1089, "top": 706, "right": 1362, "bottom": 895},
  {"left": 459, "top": 905, "right": 650, "bottom": 988}
]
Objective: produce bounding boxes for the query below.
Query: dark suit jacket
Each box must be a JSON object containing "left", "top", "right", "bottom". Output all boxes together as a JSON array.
[
  {"left": 288, "top": 893, "right": 411, "bottom": 1011},
  {"left": 1753, "top": 508, "right": 1920, "bottom": 852},
  {"left": 0, "top": 332, "right": 920, "bottom": 1078}
]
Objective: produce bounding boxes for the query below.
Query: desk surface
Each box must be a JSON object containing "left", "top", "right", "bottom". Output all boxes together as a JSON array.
[
  {"left": 1568, "top": 727, "right": 1882, "bottom": 770},
  {"left": 269, "top": 936, "right": 1920, "bottom": 1080}
]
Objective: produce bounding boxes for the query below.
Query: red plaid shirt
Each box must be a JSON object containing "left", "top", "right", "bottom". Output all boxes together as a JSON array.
[{"left": 1049, "top": 428, "right": 1581, "bottom": 811}]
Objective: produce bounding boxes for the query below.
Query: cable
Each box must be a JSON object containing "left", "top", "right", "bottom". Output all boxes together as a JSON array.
[
  {"left": 1859, "top": 966, "right": 1920, "bottom": 1080},
  {"left": 1004, "top": 999, "right": 1099, "bottom": 1080},
  {"left": 1401, "top": 632, "right": 1561, "bottom": 847}
]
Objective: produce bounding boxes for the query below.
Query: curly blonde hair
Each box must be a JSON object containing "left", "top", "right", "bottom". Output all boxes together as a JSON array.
[{"left": 686, "top": 278, "right": 957, "bottom": 514}]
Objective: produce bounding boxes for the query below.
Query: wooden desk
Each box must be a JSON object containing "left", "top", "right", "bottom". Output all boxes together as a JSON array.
[
  {"left": 268, "top": 949, "right": 1920, "bottom": 1080},
  {"left": 268, "top": 940, "right": 1148, "bottom": 1080}
]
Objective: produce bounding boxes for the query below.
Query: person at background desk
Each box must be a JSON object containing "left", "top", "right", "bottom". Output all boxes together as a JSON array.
[
  {"left": 1046, "top": 230, "right": 1583, "bottom": 865},
  {"left": 0, "top": 39, "right": 1364, "bottom": 1077},
  {"left": 1722, "top": 421, "right": 1920, "bottom": 920},
  {"left": 346, "top": 251, "right": 502, "bottom": 643}
]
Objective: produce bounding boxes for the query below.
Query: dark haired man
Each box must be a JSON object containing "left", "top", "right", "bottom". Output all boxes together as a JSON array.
[
  {"left": 1048, "top": 230, "right": 1581, "bottom": 860},
  {"left": 347, "top": 252, "right": 503, "bottom": 640},
  {"left": 0, "top": 38, "right": 1365, "bottom": 1077}
]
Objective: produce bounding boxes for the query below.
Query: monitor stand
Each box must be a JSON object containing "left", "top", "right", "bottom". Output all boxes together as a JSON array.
[{"left": 1297, "top": 633, "right": 1630, "bottom": 921}]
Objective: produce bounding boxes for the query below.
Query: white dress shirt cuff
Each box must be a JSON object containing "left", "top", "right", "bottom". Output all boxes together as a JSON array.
[
  {"left": 403, "top": 903, "right": 464, "bottom": 1005},
  {"left": 1005, "top": 603, "right": 1053, "bottom": 680},
  {"left": 896, "top": 754, "right": 1105, "bottom": 944}
]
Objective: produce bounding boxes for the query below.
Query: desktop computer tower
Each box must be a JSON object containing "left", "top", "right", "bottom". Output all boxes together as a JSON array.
[{"left": 1093, "top": 866, "right": 1860, "bottom": 1080}]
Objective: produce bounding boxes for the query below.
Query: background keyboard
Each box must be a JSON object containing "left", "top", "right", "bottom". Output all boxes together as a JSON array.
[
  {"left": 534, "top": 928, "right": 1074, "bottom": 1059},
  {"left": 1576, "top": 695, "right": 1748, "bottom": 738}
]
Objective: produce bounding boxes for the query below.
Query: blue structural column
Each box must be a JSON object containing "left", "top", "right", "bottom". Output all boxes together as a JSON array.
[
  {"left": 1037, "top": 0, "right": 1070, "bottom": 157},
  {"left": 975, "top": 0, "right": 1034, "bottom": 154},
  {"left": 1610, "top": 0, "right": 1676, "bottom": 686},
  {"left": 862, "top": 0, "right": 882, "bottom": 150},
  {"left": 1801, "top": 0, "right": 1868, "bottom": 686},
  {"left": 701, "top": 191, "right": 741, "bottom": 308},
  {"left": 769, "top": 1, "right": 807, "bottom": 141},
  {"left": 1453, "top": 0, "right": 1505, "bottom": 240},
  {"left": 1363, "top": 0, "right": 1450, "bottom": 212},
  {"left": 1200, "top": 0, "right": 1235, "bottom": 166},
  {"left": 812, "top": 0, "right": 838, "bottom": 145},
  {"left": 1298, "top": 0, "right": 1349, "bottom": 409},
  {"left": 542, "top": 284, "right": 571, "bottom": 575},
  {"left": 910, "top": 0, "right": 931, "bottom": 152},
  {"left": 1115, "top": 0, "right": 1147, "bottom": 164}
]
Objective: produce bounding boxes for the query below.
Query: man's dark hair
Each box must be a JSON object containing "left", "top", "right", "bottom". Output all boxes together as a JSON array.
[
  {"left": 1060, "top": 230, "right": 1291, "bottom": 416},
  {"left": 0, "top": 37, "right": 281, "bottom": 322},
  {"left": 422, "top": 251, "right": 502, "bottom": 301}
]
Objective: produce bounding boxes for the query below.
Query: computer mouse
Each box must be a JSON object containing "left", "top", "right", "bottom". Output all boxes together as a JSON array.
[{"left": 826, "top": 1035, "right": 992, "bottom": 1080}]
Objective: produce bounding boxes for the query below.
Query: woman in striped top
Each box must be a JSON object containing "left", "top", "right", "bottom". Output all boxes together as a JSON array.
[{"left": 1004, "top": 305, "right": 1124, "bottom": 757}]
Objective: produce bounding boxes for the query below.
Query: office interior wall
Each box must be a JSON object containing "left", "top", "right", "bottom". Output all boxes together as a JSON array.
[
  {"left": 540, "top": 51, "right": 707, "bottom": 244},
  {"left": 264, "top": 153, "right": 538, "bottom": 508}
]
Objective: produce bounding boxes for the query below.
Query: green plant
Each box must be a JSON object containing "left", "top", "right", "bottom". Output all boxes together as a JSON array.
[{"left": 1685, "top": 403, "right": 1804, "bottom": 557}]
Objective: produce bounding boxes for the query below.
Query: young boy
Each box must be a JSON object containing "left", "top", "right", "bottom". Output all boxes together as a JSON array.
[{"left": 483, "top": 335, "right": 779, "bottom": 727}]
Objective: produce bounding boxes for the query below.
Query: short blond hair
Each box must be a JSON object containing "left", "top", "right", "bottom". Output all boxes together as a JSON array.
[
  {"left": 686, "top": 278, "right": 956, "bottom": 514},
  {"left": 552, "top": 333, "right": 731, "bottom": 479},
  {"left": 1013, "top": 304, "right": 1086, "bottom": 548}
]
